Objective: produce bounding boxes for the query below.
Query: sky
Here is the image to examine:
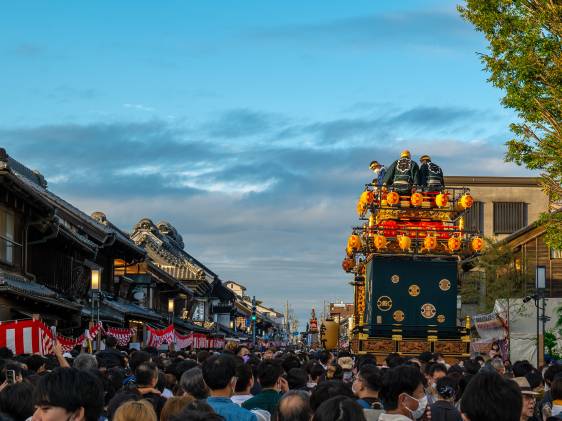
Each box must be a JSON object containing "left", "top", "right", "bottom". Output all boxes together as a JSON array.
[{"left": 0, "top": 0, "right": 533, "bottom": 328}]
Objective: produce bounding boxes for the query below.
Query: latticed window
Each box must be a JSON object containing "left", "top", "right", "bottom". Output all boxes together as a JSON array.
[
  {"left": 464, "top": 201, "right": 484, "bottom": 233},
  {"left": 493, "top": 202, "right": 528, "bottom": 234}
]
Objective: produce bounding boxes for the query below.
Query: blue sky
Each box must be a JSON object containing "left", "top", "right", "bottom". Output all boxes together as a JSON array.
[{"left": 0, "top": 0, "right": 532, "bottom": 327}]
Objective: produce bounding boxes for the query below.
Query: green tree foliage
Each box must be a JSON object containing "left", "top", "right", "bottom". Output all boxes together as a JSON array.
[
  {"left": 461, "top": 239, "right": 527, "bottom": 311},
  {"left": 459, "top": 1, "right": 562, "bottom": 246}
]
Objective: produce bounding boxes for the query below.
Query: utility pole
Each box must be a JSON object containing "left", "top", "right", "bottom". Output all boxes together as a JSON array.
[{"left": 251, "top": 296, "right": 257, "bottom": 348}]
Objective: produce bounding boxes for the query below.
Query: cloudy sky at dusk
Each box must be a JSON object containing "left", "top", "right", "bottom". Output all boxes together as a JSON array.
[{"left": 0, "top": 0, "right": 533, "bottom": 327}]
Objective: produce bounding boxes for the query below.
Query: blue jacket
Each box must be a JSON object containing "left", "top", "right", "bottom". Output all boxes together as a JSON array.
[{"left": 207, "top": 397, "right": 258, "bottom": 421}]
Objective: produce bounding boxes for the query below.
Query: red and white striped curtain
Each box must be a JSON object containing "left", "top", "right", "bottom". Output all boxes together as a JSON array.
[{"left": 0, "top": 319, "right": 53, "bottom": 355}]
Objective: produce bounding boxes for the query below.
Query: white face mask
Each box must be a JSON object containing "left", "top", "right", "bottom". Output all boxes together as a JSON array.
[
  {"left": 373, "top": 168, "right": 380, "bottom": 176},
  {"left": 404, "top": 394, "right": 428, "bottom": 420}
]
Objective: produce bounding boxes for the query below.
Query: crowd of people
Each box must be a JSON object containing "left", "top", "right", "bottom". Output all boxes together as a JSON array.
[{"left": 0, "top": 337, "right": 560, "bottom": 421}]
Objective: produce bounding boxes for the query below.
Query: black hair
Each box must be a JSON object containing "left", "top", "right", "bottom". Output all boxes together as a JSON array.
[
  {"left": 526, "top": 369, "right": 543, "bottom": 389},
  {"left": 26, "top": 355, "right": 47, "bottom": 373},
  {"left": 418, "top": 352, "right": 434, "bottom": 364},
  {"left": 463, "top": 359, "right": 481, "bottom": 375},
  {"left": 129, "top": 351, "right": 151, "bottom": 372},
  {"left": 287, "top": 368, "right": 308, "bottom": 390},
  {"left": 0, "top": 382, "right": 34, "bottom": 421},
  {"left": 234, "top": 363, "right": 253, "bottom": 393},
  {"left": 257, "top": 360, "right": 283, "bottom": 388},
  {"left": 428, "top": 362, "right": 448, "bottom": 377},
  {"left": 512, "top": 360, "right": 534, "bottom": 377},
  {"left": 379, "top": 365, "right": 425, "bottom": 410},
  {"left": 196, "top": 350, "right": 210, "bottom": 364},
  {"left": 278, "top": 390, "right": 312, "bottom": 421},
  {"left": 551, "top": 377, "right": 562, "bottom": 400},
  {"left": 355, "top": 355, "right": 377, "bottom": 370},
  {"left": 33, "top": 368, "right": 104, "bottom": 421},
  {"left": 134, "top": 362, "right": 158, "bottom": 387},
  {"left": 0, "top": 349, "right": 13, "bottom": 360},
  {"left": 310, "top": 380, "right": 354, "bottom": 411},
  {"left": 169, "top": 400, "right": 222, "bottom": 421},
  {"left": 283, "top": 355, "right": 301, "bottom": 373},
  {"left": 309, "top": 363, "right": 325, "bottom": 381},
  {"left": 357, "top": 364, "right": 382, "bottom": 392},
  {"left": 179, "top": 367, "right": 209, "bottom": 399},
  {"left": 318, "top": 351, "right": 331, "bottom": 365},
  {"left": 202, "top": 354, "right": 236, "bottom": 390},
  {"left": 312, "top": 396, "right": 366, "bottom": 421},
  {"left": 105, "top": 336, "right": 118, "bottom": 349},
  {"left": 544, "top": 364, "right": 562, "bottom": 385},
  {"left": 107, "top": 390, "right": 141, "bottom": 421},
  {"left": 385, "top": 353, "right": 406, "bottom": 368},
  {"left": 460, "top": 371, "right": 522, "bottom": 421},
  {"left": 171, "top": 359, "right": 198, "bottom": 381},
  {"left": 436, "top": 376, "right": 459, "bottom": 400}
]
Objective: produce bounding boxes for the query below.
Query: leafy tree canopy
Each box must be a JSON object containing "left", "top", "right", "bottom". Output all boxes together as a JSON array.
[{"left": 459, "top": 0, "right": 562, "bottom": 246}]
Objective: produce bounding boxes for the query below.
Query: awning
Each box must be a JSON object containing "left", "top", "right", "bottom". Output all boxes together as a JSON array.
[
  {"left": 173, "top": 317, "right": 211, "bottom": 334},
  {"left": 103, "top": 299, "right": 163, "bottom": 322},
  {"left": 0, "top": 271, "right": 81, "bottom": 311},
  {"left": 81, "top": 305, "right": 125, "bottom": 324}
]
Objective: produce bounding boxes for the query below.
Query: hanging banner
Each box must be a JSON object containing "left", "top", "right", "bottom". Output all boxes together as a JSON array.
[
  {"left": 175, "top": 332, "right": 193, "bottom": 350},
  {"left": 0, "top": 319, "right": 53, "bottom": 356},
  {"left": 106, "top": 327, "right": 136, "bottom": 347},
  {"left": 146, "top": 325, "right": 175, "bottom": 347},
  {"left": 472, "top": 312, "right": 508, "bottom": 340}
]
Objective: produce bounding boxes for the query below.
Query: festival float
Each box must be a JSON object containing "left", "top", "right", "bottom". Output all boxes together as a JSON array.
[{"left": 343, "top": 161, "right": 482, "bottom": 361}]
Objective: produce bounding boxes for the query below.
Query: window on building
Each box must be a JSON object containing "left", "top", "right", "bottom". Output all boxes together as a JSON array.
[
  {"left": 0, "top": 208, "right": 16, "bottom": 265},
  {"left": 464, "top": 201, "right": 484, "bottom": 233},
  {"left": 550, "top": 248, "right": 562, "bottom": 259},
  {"left": 493, "top": 202, "right": 528, "bottom": 235}
]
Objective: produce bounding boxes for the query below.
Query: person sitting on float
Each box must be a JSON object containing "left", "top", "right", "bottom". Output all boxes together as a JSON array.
[{"left": 381, "top": 150, "right": 420, "bottom": 195}]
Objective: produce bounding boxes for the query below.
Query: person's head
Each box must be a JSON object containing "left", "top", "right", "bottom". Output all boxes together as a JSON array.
[
  {"left": 196, "top": 351, "right": 210, "bottom": 365},
  {"left": 385, "top": 353, "right": 406, "bottom": 368},
  {"left": 32, "top": 368, "right": 104, "bottom": 421},
  {"left": 179, "top": 367, "right": 209, "bottom": 399},
  {"left": 312, "top": 396, "right": 366, "bottom": 421},
  {"left": 73, "top": 354, "right": 98, "bottom": 371},
  {"left": 309, "top": 363, "right": 325, "bottom": 383},
  {"left": 0, "top": 348, "right": 14, "bottom": 360},
  {"left": 379, "top": 365, "right": 426, "bottom": 419},
  {"left": 490, "top": 358, "right": 505, "bottom": 375},
  {"left": 525, "top": 369, "right": 543, "bottom": 389},
  {"left": 169, "top": 400, "right": 223, "bottom": 421},
  {"left": 106, "top": 391, "right": 141, "bottom": 421},
  {"left": 236, "top": 346, "right": 250, "bottom": 358},
  {"left": 201, "top": 354, "right": 237, "bottom": 394},
  {"left": 427, "top": 363, "right": 448, "bottom": 386},
  {"left": 128, "top": 351, "right": 151, "bottom": 372},
  {"left": 435, "top": 376, "right": 458, "bottom": 401},
  {"left": 263, "top": 349, "right": 274, "bottom": 360},
  {"left": 317, "top": 351, "right": 331, "bottom": 365},
  {"left": 512, "top": 360, "right": 534, "bottom": 378},
  {"left": 550, "top": 377, "right": 562, "bottom": 400},
  {"left": 234, "top": 363, "right": 253, "bottom": 394},
  {"left": 513, "top": 377, "right": 538, "bottom": 419},
  {"left": 369, "top": 161, "right": 381, "bottom": 173},
  {"left": 310, "top": 380, "right": 354, "bottom": 411},
  {"left": 287, "top": 368, "right": 308, "bottom": 390},
  {"left": 400, "top": 150, "right": 411, "bottom": 159},
  {"left": 0, "top": 382, "right": 35, "bottom": 421},
  {"left": 544, "top": 365, "right": 562, "bottom": 387},
  {"left": 134, "top": 363, "right": 158, "bottom": 388},
  {"left": 105, "top": 336, "right": 118, "bottom": 349},
  {"left": 352, "top": 364, "right": 381, "bottom": 399},
  {"left": 26, "top": 355, "right": 48, "bottom": 374},
  {"left": 278, "top": 390, "right": 312, "bottom": 421},
  {"left": 160, "top": 396, "right": 195, "bottom": 421},
  {"left": 463, "top": 359, "right": 481, "bottom": 375},
  {"left": 460, "top": 372, "right": 522, "bottom": 421},
  {"left": 283, "top": 355, "right": 301, "bottom": 373},
  {"left": 257, "top": 360, "right": 283, "bottom": 389},
  {"left": 419, "top": 154, "right": 431, "bottom": 164},
  {"left": 113, "top": 400, "right": 156, "bottom": 421}
]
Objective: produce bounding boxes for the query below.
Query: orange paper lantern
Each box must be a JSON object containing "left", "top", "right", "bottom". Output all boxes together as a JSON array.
[
  {"left": 373, "top": 234, "right": 387, "bottom": 250},
  {"left": 347, "top": 234, "right": 362, "bottom": 251},
  {"left": 458, "top": 194, "right": 474, "bottom": 210},
  {"left": 397, "top": 235, "right": 411, "bottom": 251},
  {"left": 448, "top": 236, "right": 461, "bottom": 252},
  {"left": 386, "top": 191, "right": 400, "bottom": 206},
  {"left": 423, "top": 235, "right": 437, "bottom": 251},
  {"left": 435, "top": 193, "right": 449, "bottom": 208},
  {"left": 471, "top": 237, "right": 484, "bottom": 252},
  {"left": 410, "top": 192, "right": 423, "bottom": 207},
  {"left": 342, "top": 257, "right": 355, "bottom": 272}
]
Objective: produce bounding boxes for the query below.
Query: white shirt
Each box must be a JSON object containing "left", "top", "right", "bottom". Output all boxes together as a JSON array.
[
  {"left": 231, "top": 394, "right": 253, "bottom": 405},
  {"left": 378, "top": 414, "right": 411, "bottom": 421}
]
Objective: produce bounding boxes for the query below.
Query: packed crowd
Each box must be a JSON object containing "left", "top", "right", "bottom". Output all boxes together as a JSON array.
[{"left": 0, "top": 336, "right": 560, "bottom": 421}]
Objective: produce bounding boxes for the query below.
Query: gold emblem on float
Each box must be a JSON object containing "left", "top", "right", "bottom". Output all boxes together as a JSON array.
[
  {"left": 393, "top": 310, "right": 405, "bottom": 322},
  {"left": 391, "top": 275, "right": 400, "bottom": 284},
  {"left": 437, "top": 314, "right": 446, "bottom": 323},
  {"left": 439, "top": 279, "right": 451, "bottom": 291},
  {"left": 377, "top": 296, "right": 393, "bottom": 311},
  {"left": 408, "top": 284, "right": 420, "bottom": 297},
  {"left": 421, "top": 303, "right": 437, "bottom": 319}
]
